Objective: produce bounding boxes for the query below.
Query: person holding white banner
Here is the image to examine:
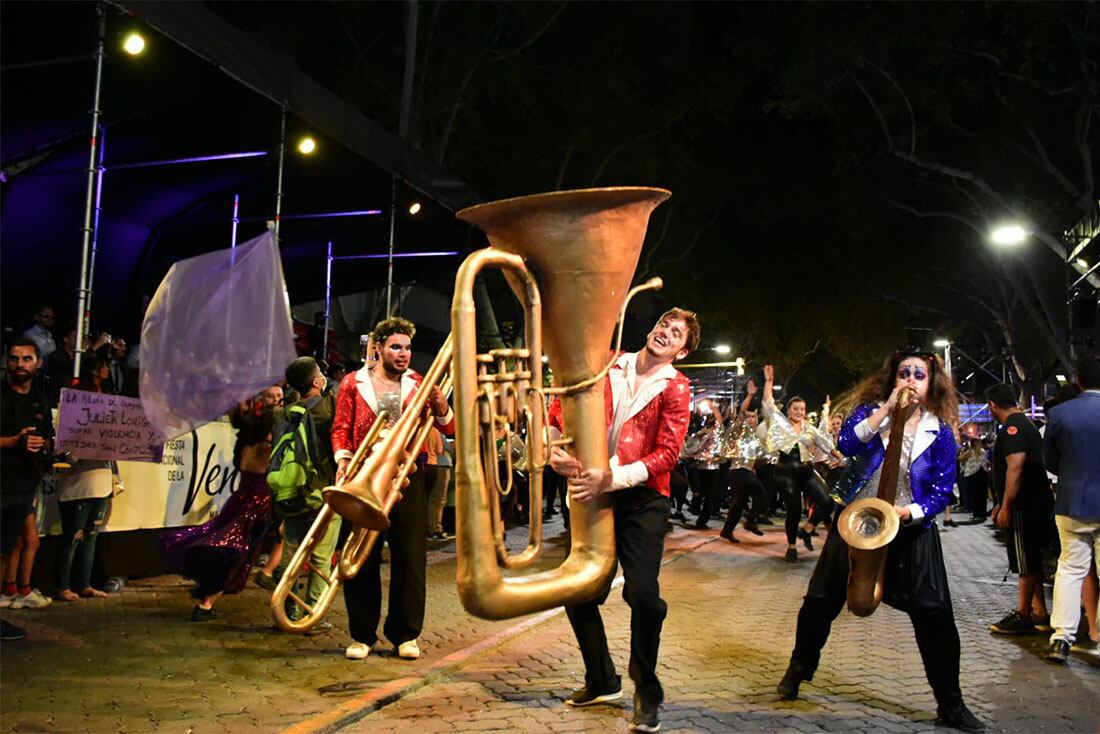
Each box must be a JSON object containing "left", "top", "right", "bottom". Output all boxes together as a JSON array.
[{"left": 55, "top": 355, "right": 115, "bottom": 602}]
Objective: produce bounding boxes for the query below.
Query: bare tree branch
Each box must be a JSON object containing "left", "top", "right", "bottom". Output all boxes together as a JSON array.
[
  {"left": 859, "top": 57, "right": 916, "bottom": 157},
  {"left": 844, "top": 62, "right": 894, "bottom": 151}
]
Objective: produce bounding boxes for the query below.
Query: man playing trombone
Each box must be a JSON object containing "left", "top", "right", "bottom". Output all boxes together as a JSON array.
[
  {"left": 548, "top": 308, "right": 698, "bottom": 734},
  {"left": 331, "top": 317, "right": 454, "bottom": 661}
]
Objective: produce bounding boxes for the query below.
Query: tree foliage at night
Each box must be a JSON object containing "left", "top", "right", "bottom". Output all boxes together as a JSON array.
[{"left": 211, "top": 1, "right": 1098, "bottom": 398}]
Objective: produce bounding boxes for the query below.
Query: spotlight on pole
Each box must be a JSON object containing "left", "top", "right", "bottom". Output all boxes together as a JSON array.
[
  {"left": 408, "top": 202, "right": 422, "bottom": 215},
  {"left": 296, "top": 137, "right": 317, "bottom": 155},
  {"left": 714, "top": 344, "right": 731, "bottom": 355},
  {"left": 933, "top": 338, "right": 950, "bottom": 348},
  {"left": 122, "top": 32, "right": 146, "bottom": 56},
  {"left": 989, "top": 223, "right": 1029, "bottom": 246}
]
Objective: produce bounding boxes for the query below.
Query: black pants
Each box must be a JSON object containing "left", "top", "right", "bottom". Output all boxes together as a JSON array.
[
  {"left": 694, "top": 467, "right": 722, "bottom": 527},
  {"left": 753, "top": 460, "right": 779, "bottom": 517},
  {"left": 544, "top": 467, "right": 569, "bottom": 525},
  {"left": 789, "top": 510, "right": 963, "bottom": 709},
  {"left": 669, "top": 466, "right": 689, "bottom": 513},
  {"left": 722, "top": 468, "right": 766, "bottom": 534},
  {"left": 566, "top": 486, "right": 669, "bottom": 705},
  {"left": 775, "top": 460, "right": 834, "bottom": 545},
  {"left": 343, "top": 467, "right": 427, "bottom": 646}
]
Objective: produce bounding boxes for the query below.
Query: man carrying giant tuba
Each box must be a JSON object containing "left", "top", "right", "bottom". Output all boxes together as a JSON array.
[
  {"left": 775, "top": 348, "right": 985, "bottom": 733},
  {"left": 548, "top": 308, "right": 698, "bottom": 734},
  {"left": 331, "top": 317, "right": 454, "bottom": 662}
]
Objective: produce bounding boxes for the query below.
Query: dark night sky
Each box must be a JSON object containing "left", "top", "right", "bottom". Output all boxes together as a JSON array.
[{"left": 2, "top": 1, "right": 1096, "bottom": 402}]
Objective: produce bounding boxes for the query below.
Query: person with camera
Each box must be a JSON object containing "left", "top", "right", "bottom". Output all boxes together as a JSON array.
[{"left": 1, "top": 339, "right": 57, "bottom": 640}]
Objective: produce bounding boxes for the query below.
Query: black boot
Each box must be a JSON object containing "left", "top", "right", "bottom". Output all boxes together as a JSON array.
[{"left": 776, "top": 660, "right": 805, "bottom": 700}]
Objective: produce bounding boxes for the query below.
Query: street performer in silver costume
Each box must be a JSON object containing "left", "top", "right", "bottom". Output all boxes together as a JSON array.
[
  {"left": 719, "top": 381, "right": 768, "bottom": 543},
  {"left": 761, "top": 365, "right": 838, "bottom": 562}
]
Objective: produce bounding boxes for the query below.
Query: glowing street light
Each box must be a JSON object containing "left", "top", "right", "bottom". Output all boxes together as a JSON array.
[
  {"left": 122, "top": 32, "right": 146, "bottom": 56},
  {"left": 408, "top": 202, "right": 422, "bottom": 215},
  {"left": 296, "top": 136, "right": 317, "bottom": 155},
  {"left": 933, "top": 338, "right": 950, "bottom": 348},
  {"left": 714, "top": 344, "right": 731, "bottom": 355},
  {"left": 989, "top": 223, "right": 1029, "bottom": 246}
]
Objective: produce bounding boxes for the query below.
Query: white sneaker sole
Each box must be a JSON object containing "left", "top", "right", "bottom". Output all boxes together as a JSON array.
[{"left": 565, "top": 690, "right": 622, "bottom": 707}]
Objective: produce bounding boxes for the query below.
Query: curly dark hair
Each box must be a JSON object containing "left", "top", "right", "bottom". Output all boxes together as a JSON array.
[
  {"left": 372, "top": 316, "right": 416, "bottom": 345},
  {"left": 837, "top": 351, "right": 958, "bottom": 428}
]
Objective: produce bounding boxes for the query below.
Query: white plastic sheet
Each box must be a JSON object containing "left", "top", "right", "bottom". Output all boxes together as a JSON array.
[{"left": 140, "top": 231, "right": 296, "bottom": 441}]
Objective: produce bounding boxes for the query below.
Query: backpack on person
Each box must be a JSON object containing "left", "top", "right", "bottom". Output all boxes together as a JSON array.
[{"left": 266, "top": 401, "right": 326, "bottom": 518}]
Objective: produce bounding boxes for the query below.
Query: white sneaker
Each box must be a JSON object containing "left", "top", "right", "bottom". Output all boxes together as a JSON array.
[
  {"left": 10, "top": 589, "right": 52, "bottom": 610},
  {"left": 345, "top": 642, "right": 371, "bottom": 660},
  {"left": 0, "top": 594, "right": 13, "bottom": 608},
  {"left": 397, "top": 639, "right": 421, "bottom": 659}
]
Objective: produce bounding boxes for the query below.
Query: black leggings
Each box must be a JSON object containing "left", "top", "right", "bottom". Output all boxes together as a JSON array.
[{"left": 774, "top": 459, "right": 834, "bottom": 546}]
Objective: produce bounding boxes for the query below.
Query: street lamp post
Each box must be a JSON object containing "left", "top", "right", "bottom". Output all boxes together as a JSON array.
[{"left": 989, "top": 220, "right": 1097, "bottom": 360}]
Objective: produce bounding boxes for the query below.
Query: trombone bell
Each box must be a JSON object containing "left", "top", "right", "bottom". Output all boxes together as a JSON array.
[{"left": 322, "top": 483, "right": 389, "bottom": 532}]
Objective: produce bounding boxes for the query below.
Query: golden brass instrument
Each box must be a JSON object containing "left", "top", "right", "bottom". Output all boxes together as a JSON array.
[
  {"left": 837, "top": 387, "right": 918, "bottom": 617},
  {"left": 270, "top": 338, "right": 453, "bottom": 633},
  {"left": 453, "top": 186, "right": 670, "bottom": 620}
]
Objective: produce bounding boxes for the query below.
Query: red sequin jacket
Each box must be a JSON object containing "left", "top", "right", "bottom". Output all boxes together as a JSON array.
[
  {"left": 331, "top": 366, "right": 455, "bottom": 462},
  {"left": 549, "top": 352, "right": 691, "bottom": 497}
]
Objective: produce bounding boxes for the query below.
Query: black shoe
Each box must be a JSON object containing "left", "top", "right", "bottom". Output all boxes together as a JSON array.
[
  {"left": 1, "top": 619, "right": 27, "bottom": 641},
  {"left": 797, "top": 528, "right": 814, "bottom": 551},
  {"left": 565, "top": 683, "right": 623, "bottom": 707},
  {"left": 743, "top": 522, "right": 764, "bottom": 536},
  {"left": 630, "top": 694, "right": 660, "bottom": 732},
  {"left": 1032, "top": 614, "right": 1052, "bottom": 632},
  {"left": 776, "top": 661, "right": 805, "bottom": 700},
  {"left": 719, "top": 530, "right": 740, "bottom": 543},
  {"left": 785, "top": 547, "right": 798, "bottom": 563},
  {"left": 990, "top": 610, "right": 1035, "bottom": 635},
  {"left": 190, "top": 605, "right": 221, "bottom": 622},
  {"left": 936, "top": 700, "right": 985, "bottom": 732},
  {"left": 670, "top": 511, "right": 687, "bottom": 522},
  {"left": 944, "top": 519, "right": 958, "bottom": 528},
  {"left": 1045, "top": 639, "right": 1070, "bottom": 663}
]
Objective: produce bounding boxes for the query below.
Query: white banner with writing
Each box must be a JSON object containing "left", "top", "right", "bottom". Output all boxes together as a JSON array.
[{"left": 42, "top": 418, "right": 240, "bottom": 535}]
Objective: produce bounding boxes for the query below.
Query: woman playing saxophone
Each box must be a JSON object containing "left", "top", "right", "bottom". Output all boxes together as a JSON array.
[{"left": 775, "top": 348, "right": 984, "bottom": 733}]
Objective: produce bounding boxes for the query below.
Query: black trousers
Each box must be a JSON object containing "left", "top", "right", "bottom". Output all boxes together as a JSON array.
[
  {"left": 753, "top": 460, "right": 779, "bottom": 516},
  {"left": 669, "top": 465, "right": 689, "bottom": 513},
  {"left": 789, "top": 510, "right": 963, "bottom": 709},
  {"left": 343, "top": 467, "right": 428, "bottom": 646},
  {"left": 775, "top": 460, "right": 834, "bottom": 545},
  {"left": 694, "top": 467, "right": 723, "bottom": 526},
  {"left": 566, "top": 486, "right": 669, "bottom": 704},
  {"left": 722, "top": 467, "right": 766, "bottom": 534}
]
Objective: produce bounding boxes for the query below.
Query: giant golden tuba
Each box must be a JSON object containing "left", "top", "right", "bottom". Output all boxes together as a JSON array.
[
  {"left": 271, "top": 186, "right": 669, "bottom": 630},
  {"left": 452, "top": 187, "right": 670, "bottom": 620},
  {"left": 837, "top": 387, "right": 919, "bottom": 617}
]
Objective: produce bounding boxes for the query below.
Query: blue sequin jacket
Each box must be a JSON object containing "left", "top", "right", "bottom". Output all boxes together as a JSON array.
[{"left": 832, "top": 403, "right": 957, "bottom": 528}]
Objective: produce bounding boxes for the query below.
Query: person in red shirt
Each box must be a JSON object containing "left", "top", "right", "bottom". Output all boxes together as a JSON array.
[
  {"left": 331, "top": 317, "right": 454, "bottom": 662},
  {"left": 549, "top": 308, "right": 698, "bottom": 734}
]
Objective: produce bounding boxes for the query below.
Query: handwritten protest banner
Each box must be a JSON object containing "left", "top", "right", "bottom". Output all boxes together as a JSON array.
[{"left": 56, "top": 388, "right": 164, "bottom": 462}]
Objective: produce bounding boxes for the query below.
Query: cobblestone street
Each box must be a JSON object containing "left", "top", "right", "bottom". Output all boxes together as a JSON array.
[{"left": 2, "top": 513, "right": 1097, "bottom": 733}]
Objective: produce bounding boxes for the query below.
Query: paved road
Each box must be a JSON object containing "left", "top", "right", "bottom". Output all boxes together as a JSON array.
[{"left": 2, "top": 512, "right": 1097, "bottom": 733}]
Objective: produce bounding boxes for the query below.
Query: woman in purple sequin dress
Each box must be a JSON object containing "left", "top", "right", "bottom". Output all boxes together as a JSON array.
[{"left": 160, "top": 407, "right": 275, "bottom": 621}]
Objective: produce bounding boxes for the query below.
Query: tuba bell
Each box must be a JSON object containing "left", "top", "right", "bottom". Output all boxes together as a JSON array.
[
  {"left": 453, "top": 186, "right": 670, "bottom": 620},
  {"left": 837, "top": 387, "right": 918, "bottom": 617}
]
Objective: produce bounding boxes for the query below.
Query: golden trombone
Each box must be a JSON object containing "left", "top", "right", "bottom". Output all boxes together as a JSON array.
[{"left": 269, "top": 337, "right": 452, "bottom": 633}]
